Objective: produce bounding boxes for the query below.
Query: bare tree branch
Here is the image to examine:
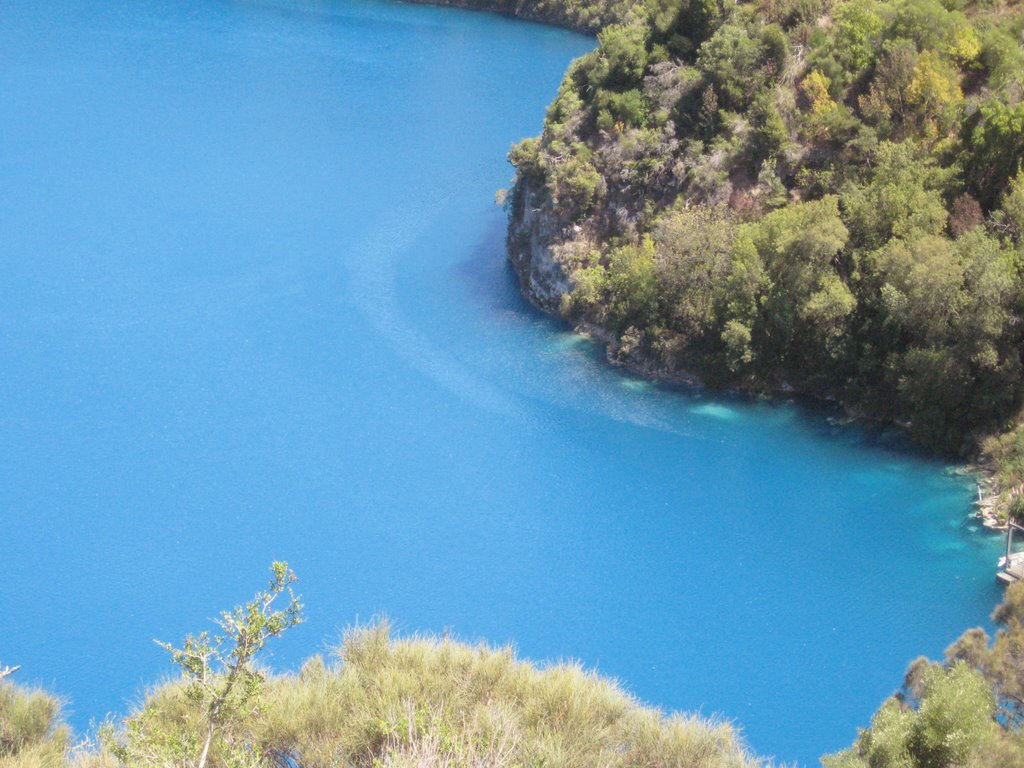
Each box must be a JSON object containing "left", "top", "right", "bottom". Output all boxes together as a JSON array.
[{"left": 0, "top": 664, "right": 21, "bottom": 681}]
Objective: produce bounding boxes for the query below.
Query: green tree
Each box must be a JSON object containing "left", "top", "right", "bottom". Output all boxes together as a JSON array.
[
  {"left": 859, "top": 41, "right": 919, "bottom": 138},
  {"left": 605, "top": 237, "right": 660, "bottom": 331},
  {"left": 746, "top": 196, "right": 851, "bottom": 366},
  {"left": 824, "top": 664, "right": 994, "bottom": 768},
  {"left": 831, "top": 0, "right": 885, "bottom": 78},
  {"left": 696, "top": 23, "right": 764, "bottom": 109},
  {"left": 890, "top": 0, "right": 956, "bottom": 52},
  {"left": 908, "top": 663, "right": 995, "bottom": 768},
  {"left": 750, "top": 93, "right": 789, "bottom": 163},
  {"left": 874, "top": 234, "right": 963, "bottom": 345},
  {"left": 905, "top": 50, "right": 963, "bottom": 138},
  {"left": 114, "top": 562, "right": 304, "bottom": 768},
  {"left": 652, "top": 205, "right": 737, "bottom": 339},
  {"left": 647, "top": 0, "right": 728, "bottom": 56},
  {"left": 593, "top": 23, "right": 650, "bottom": 89},
  {"left": 998, "top": 170, "right": 1024, "bottom": 242},
  {"left": 841, "top": 141, "right": 950, "bottom": 250},
  {"left": 967, "top": 100, "right": 1024, "bottom": 208},
  {"left": 828, "top": 583, "right": 1024, "bottom": 767}
]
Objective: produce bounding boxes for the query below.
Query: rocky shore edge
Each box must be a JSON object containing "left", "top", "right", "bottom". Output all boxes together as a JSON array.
[{"left": 508, "top": 177, "right": 1006, "bottom": 529}]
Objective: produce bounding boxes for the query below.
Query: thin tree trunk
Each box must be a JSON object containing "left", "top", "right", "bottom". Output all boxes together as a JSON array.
[{"left": 197, "top": 721, "right": 215, "bottom": 768}]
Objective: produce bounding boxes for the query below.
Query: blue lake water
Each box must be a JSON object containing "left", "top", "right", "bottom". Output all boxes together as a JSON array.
[{"left": 0, "top": 0, "right": 1006, "bottom": 764}]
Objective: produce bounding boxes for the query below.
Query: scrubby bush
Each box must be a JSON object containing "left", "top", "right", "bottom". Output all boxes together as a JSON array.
[{"left": 0, "top": 680, "right": 69, "bottom": 768}]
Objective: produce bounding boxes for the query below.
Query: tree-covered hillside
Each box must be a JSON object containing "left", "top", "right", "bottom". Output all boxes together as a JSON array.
[{"left": 504, "top": 0, "right": 1024, "bottom": 513}]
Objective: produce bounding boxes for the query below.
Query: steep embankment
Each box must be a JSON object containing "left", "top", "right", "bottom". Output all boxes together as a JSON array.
[{"left": 502, "top": 0, "right": 1024, "bottom": 519}]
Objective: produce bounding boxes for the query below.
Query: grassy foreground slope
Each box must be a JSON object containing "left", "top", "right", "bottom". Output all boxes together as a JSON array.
[
  {"left": 466, "top": 0, "right": 1024, "bottom": 516},
  {"left": 1, "top": 624, "right": 763, "bottom": 768}
]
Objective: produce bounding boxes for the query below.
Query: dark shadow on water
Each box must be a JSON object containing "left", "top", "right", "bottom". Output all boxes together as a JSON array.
[{"left": 452, "top": 208, "right": 529, "bottom": 313}]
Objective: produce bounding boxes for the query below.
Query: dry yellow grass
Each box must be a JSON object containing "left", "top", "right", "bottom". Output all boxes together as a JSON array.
[{"left": 4, "top": 623, "right": 767, "bottom": 768}]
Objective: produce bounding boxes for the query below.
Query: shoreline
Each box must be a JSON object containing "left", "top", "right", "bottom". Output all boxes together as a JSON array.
[
  {"left": 400, "top": 0, "right": 606, "bottom": 33},
  {"left": 967, "top": 460, "right": 1007, "bottom": 530},
  {"left": 586, "top": 306, "right": 1003, "bottom": 530},
  {"left": 408, "top": 0, "right": 1007, "bottom": 529},
  {"left": 506, "top": 176, "right": 1008, "bottom": 528}
]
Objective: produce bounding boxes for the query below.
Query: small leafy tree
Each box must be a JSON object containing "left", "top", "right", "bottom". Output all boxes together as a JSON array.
[{"left": 117, "top": 562, "right": 303, "bottom": 768}]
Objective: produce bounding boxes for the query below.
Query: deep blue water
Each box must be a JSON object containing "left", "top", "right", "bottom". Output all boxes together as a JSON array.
[{"left": 0, "top": 0, "right": 1005, "bottom": 764}]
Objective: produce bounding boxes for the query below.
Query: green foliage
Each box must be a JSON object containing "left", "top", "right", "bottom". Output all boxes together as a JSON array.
[
  {"left": 746, "top": 197, "right": 851, "bottom": 367},
  {"left": 830, "top": 0, "right": 886, "bottom": 78},
  {"left": 855, "top": 697, "right": 916, "bottom": 768},
  {"left": 826, "top": 584, "right": 1024, "bottom": 768},
  {"left": 1001, "top": 171, "right": 1024, "bottom": 242},
  {"left": 653, "top": 205, "right": 739, "bottom": 335},
  {"left": 111, "top": 562, "right": 304, "bottom": 768},
  {"left": 968, "top": 101, "right": 1024, "bottom": 208},
  {"left": 982, "top": 425, "right": 1024, "bottom": 523},
  {"left": 750, "top": 94, "right": 789, "bottom": 163},
  {"left": 721, "top": 319, "right": 754, "bottom": 371},
  {"left": 596, "top": 87, "right": 651, "bottom": 129},
  {"left": 646, "top": 0, "right": 728, "bottom": 55},
  {"left": 509, "top": 0, "right": 1024, "bottom": 476},
  {"left": 546, "top": 142, "right": 605, "bottom": 218},
  {"left": 835, "top": 667, "right": 961, "bottom": 768},
  {"left": 697, "top": 23, "right": 765, "bottom": 110},
  {"left": 604, "top": 236, "right": 659, "bottom": 330},
  {"left": 841, "top": 141, "right": 950, "bottom": 249},
  {"left": 593, "top": 23, "right": 650, "bottom": 88},
  {"left": 859, "top": 40, "right": 921, "bottom": 138},
  {"left": 890, "top": 0, "right": 957, "bottom": 51},
  {"left": 410, "top": 0, "right": 639, "bottom": 34},
  {"left": 508, "top": 137, "right": 542, "bottom": 181},
  {"left": 905, "top": 50, "right": 963, "bottom": 138},
  {"left": 907, "top": 663, "right": 994, "bottom": 768}
]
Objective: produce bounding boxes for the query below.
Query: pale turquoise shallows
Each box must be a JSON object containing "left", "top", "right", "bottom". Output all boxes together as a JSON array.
[{"left": 0, "top": 0, "right": 1004, "bottom": 764}]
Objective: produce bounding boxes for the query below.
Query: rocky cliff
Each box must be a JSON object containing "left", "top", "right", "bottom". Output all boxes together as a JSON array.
[{"left": 507, "top": 179, "right": 577, "bottom": 313}]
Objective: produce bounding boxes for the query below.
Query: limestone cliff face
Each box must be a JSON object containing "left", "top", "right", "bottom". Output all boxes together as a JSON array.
[{"left": 507, "top": 180, "right": 575, "bottom": 313}]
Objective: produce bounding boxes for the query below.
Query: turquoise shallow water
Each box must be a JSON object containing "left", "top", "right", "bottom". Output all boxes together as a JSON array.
[{"left": 0, "top": 0, "right": 1005, "bottom": 763}]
